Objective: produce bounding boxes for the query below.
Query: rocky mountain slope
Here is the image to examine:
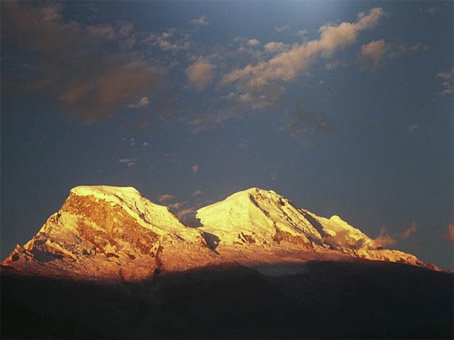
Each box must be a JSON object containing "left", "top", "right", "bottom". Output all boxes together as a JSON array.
[{"left": 1, "top": 186, "right": 434, "bottom": 281}]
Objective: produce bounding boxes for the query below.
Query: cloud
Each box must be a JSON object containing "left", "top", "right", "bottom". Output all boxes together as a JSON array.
[
  {"left": 426, "top": 6, "right": 439, "bottom": 15},
  {"left": 374, "top": 227, "right": 397, "bottom": 248},
  {"left": 192, "top": 164, "right": 199, "bottom": 173},
  {"left": 401, "top": 222, "right": 416, "bottom": 239},
  {"left": 176, "top": 208, "right": 201, "bottom": 227},
  {"left": 221, "top": 8, "right": 385, "bottom": 109},
  {"left": 2, "top": 2, "right": 166, "bottom": 124},
  {"left": 408, "top": 124, "right": 418, "bottom": 132},
  {"left": 40, "top": 3, "right": 63, "bottom": 22},
  {"left": 436, "top": 69, "right": 454, "bottom": 95},
  {"left": 190, "top": 15, "right": 208, "bottom": 26},
  {"left": 274, "top": 25, "right": 290, "bottom": 32},
  {"left": 118, "top": 21, "right": 134, "bottom": 37},
  {"left": 325, "top": 60, "right": 347, "bottom": 70},
  {"left": 447, "top": 224, "right": 454, "bottom": 242},
  {"left": 192, "top": 190, "right": 204, "bottom": 197},
  {"left": 286, "top": 100, "right": 332, "bottom": 147},
  {"left": 59, "top": 60, "right": 162, "bottom": 123},
  {"left": 142, "top": 28, "right": 192, "bottom": 52},
  {"left": 359, "top": 40, "right": 386, "bottom": 70},
  {"left": 247, "top": 39, "right": 260, "bottom": 47},
  {"left": 264, "top": 42, "right": 289, "bottom": 54},
  {"left": 128, "top": 96, "right": 151, "bottom": 109},
  {"left": 189, "top": 109, "right": 245, "bottom": 132},
  {"left": 168, "top": 201, "right": 187, "bottom": 210},
  {"left": 118, "top": 158, "right": 137, "bottom": 167},
  {"left": 86, "top": 24, "right": 117, "bottom": 41},
  {"left": 185, "top": 59, "right": 216, "bottom": 91},
  {"left": 359, "top": 39, "right": 428, "bottom": 71},
  {"left": 159, "top": 194, "right": 176, "bottom": 203}
]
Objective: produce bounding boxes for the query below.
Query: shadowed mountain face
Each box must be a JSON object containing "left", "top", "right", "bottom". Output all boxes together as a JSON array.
[
  {"left": 1, "top": 260, "right": 453, "bottom": 339},
  {"left": 1, "top": 186, "right": 452, "bottom": 338}
]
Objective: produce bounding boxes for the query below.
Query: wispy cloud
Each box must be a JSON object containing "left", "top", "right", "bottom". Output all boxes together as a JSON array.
[
  {"left": 325, "top": 59, "right": 347, "bottom": 70},
  {"left": 436, "top": 69, "right": 454, "bottom": 95},
  {"left": 374, "top": 227, "right": 397, "bottom": 248},
  {"left": 247, "top": 39, "right": 260, "bottom": 47},
  {"left": 189, "top": 109, "right": 245, "bottom": 132},
  {"left": 447, "top": 223, "right": 454, "bottom": 242},
  {"left": 274, "top": 25, "right": 290, "bottom": 33},
  {"left": 221, "top": 8, "right": 385, "bottom": 109},
  {"left": 168, "top": 201, "right": 187, "bottom": 210},
  {"left": 176, "top": 208, "right": 201, "bottom": 227},
  {"left": 143, "top": 29, "right": 192, "bottom": 52},
  {"left": 374, "top": 222, "right": 417, "bottom": 248},
  {"left": 190, "top": 15, "right": 208, "bottom": 26},
  {"left": 192, "top": 190, "right": 204, "bottom": 197},
  {"left": 264, "top": 42, "right": 289, "bottom": 54},
  {"left": 128, "top": 96, "right": 151, "bottom": 109},
  {"left": 286, "top": 100, "right": 332, "bottom": 147},
  {"left": 359, "top": 39, "right": 428, "bottom": 71},
  {"left": 401, "top": 222, "right": 416, "bottom": 239},
  {"left": 59, "top": 60, "right": 162, "bottom": 123},
  {"left": 159, "top": 194, "right": 176, "bottom": 203},
  {"left": 2, "top": 2, "right": 166, "bottom": 124},
  {"left": 118, "top": 158, "right": 137, "bottom": 167}
]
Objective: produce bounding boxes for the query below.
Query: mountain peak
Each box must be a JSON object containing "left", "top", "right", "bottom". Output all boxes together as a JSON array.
[
  {"left": 2, "top": 186, "right": 432, "bottom": 281},
  {"left": 70, "top": 185, "right": 142, "bottom": 204}
]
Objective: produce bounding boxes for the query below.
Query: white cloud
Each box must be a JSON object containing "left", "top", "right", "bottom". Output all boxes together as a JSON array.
[
  {"left": 128, "top": 96, "right": 150, "bottom": 109},
  {"left": 222, "top": 7, "right": 385, "bottom": 101},
  {"left": 185, "top": 59, "right": 216, "bottom": 91}
]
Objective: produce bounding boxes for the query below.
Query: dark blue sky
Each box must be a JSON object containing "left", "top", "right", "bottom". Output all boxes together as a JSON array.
[{"left": 1, "top": 1, "right": 453, "bottom": 269}]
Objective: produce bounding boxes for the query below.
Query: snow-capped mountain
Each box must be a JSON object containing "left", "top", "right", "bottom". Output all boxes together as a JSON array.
[
  {"left": 1, "top": 185, "right": 430, "bottom": 281},
  {"left": 197, "top": 187, "right": 423, "bottom": 266},
  {"left": 2, "top": 186, "right": 217, "bottom": 281}
]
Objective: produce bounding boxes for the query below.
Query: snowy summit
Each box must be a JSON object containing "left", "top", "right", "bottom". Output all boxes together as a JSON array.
[{"left": 1, "top": 185, "right": 431, "bottom": 281}]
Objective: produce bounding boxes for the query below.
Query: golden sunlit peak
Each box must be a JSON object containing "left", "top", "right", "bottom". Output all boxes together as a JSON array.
[{"left": 70, "top": 186, "right": 144, "bottom": 204}]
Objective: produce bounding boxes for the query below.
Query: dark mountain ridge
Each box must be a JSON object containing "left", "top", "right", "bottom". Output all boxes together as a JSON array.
[{"left": 1, "top": 259, "right": 452, "bottom": 339}]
